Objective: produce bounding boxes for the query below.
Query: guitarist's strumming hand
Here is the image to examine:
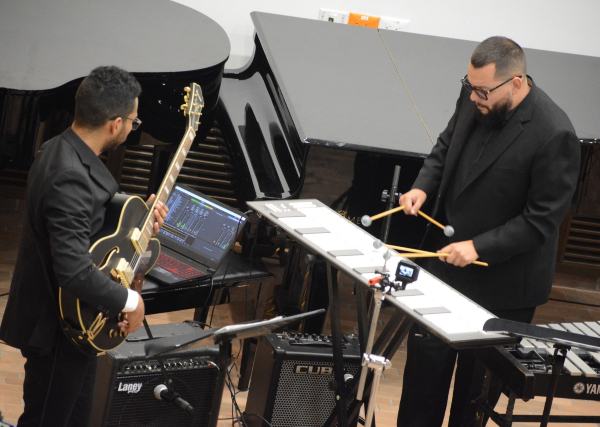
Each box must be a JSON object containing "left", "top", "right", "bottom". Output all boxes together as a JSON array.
[
  {"left": 146, "top": 194, "right": 169, "bottom": 236},
  {"left": 119, "top": 295, "right": 145, "bottom": 333},
  {"left": 115, "top": 195, "right": 167, "bottom": 334}
]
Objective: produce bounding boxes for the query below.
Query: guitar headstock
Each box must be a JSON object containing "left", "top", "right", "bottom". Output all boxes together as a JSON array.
[{"left": 180, "top": 82, "right": 204, "bottom": 133}]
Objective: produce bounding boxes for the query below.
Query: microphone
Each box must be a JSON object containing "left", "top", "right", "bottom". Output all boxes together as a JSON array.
[
  {"left": 344, "top": 373, "right": 354, "bottom": 384},
  {"left": 154, "top": 384, "right": 194, "bottom": 413}
]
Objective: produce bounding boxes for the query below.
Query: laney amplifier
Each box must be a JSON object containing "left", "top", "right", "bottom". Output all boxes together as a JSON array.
[
  {"left": 90, "top": 322, "right": 219, "bottom": 427},
  {"left": 244, "top": 332, "right": 361, "bottom": 427}
]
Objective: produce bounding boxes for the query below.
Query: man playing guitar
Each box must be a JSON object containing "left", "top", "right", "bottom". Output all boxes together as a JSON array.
[{"left": 0, "top": 66, "right": 168, "bottom": 426}]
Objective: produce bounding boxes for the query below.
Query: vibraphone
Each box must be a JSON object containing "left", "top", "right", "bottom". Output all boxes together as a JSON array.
[
  {"left": 248, "top": 199, "right": 515, "bottom": 346},
  {"left": 247, "top": 199, "right": 518, "bottom": 427}
]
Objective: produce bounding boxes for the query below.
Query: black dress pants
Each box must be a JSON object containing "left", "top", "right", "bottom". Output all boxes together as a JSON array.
[
  {"left": 18, "top": 331, "right": 97, "bottom": 427},
  {"left": 397, "top": 307, "right": 535, "bottom": 427}
]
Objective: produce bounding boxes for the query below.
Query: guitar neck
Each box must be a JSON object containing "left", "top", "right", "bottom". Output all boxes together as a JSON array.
[{"left": 137, "top": 128, "right": 196, "bottom": 252}]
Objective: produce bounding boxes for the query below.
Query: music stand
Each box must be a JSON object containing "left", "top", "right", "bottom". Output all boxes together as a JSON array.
[
  {"left": 481, "top": 318, "right": 600, "bottom": 427},
  {"left": 144, "top": 309, "right": 326, "bottom": 427}
]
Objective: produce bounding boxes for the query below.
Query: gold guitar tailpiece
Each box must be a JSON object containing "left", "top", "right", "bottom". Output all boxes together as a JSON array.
[{"left": 87, "top": 312, "right": 107, "bottom": 341}]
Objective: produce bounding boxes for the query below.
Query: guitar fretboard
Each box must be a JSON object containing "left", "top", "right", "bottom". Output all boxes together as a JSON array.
[{"left": 138, "top": 129, "right": 196, "bottom": 252}]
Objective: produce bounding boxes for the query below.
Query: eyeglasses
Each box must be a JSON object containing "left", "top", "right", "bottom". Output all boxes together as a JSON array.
[
  {"left": 461, "top": 75, "right": 522, "bottom": 100},
  {"left": 111, "top": 116, "right": 142, "bottom": 130}
]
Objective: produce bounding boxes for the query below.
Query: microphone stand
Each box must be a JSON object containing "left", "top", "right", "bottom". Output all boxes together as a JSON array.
[
  {"left": 381, "top": 165, "right": 401, "bottom": 244},
  {"left": 142, "top": 319, "right": 195, "bottom": 414}
]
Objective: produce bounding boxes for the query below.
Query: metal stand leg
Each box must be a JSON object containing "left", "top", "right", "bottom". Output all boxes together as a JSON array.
[
  {"left": 357, "top": 289, "right": 385, "bottom": 400},
  {"left": 209, "top": 341, "right": 232, "bottom": 427},
  {"left": 473, "top": 369, "right": 492, "bottom": 427},
  {"left": 326, "top": 262, "right": 349, "bottom": 427},
  {"left": 540, "top": 345, "right": 568, "bottom": 427},
  {"left": 362, "top": 355, "right": 392, "bottom": 427}
]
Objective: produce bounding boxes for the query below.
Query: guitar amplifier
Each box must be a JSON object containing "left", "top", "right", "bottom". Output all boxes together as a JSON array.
[
  {"left": 244, "top": 332, "right": 362, "bottom": 427},
  {"left": 90, "top": 322, "right": 220, "bottom": 427}
]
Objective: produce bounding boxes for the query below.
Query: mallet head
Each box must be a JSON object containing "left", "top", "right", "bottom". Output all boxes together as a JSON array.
[
  {"left": 373, "top": 239, "right": 383, "bottom": 249},
  {"left": 361, "top": 215, "right": 372, "bottom": 227},
  {"left": 444, "top": 225, "right": 455, "bottom": 237}
]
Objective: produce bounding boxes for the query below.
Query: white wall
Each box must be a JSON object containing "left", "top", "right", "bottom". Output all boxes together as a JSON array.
[{"left": 172, "top": 0, "right": 600, "bottom": 69}]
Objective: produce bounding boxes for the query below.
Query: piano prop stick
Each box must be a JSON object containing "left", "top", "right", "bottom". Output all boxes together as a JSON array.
[{"left": 362, "top": 206, "right": 455, "bottom": 237}]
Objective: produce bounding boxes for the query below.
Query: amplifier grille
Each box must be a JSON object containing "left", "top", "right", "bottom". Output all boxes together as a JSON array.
[
  {"left": 105, "top": 366, "right": 218, "bottom": 427},
  {"left": 270, "top": 360, "right": 361, "bottom": 427}
]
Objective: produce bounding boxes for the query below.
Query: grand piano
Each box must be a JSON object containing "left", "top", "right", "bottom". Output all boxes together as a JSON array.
[{"left": 0, "top": 0, "right": 230, "bottom": 200}]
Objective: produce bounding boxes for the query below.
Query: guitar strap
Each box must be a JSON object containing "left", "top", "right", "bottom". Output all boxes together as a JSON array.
[{"left": 33, "top": 242, "right": 98, "bottom": 356}]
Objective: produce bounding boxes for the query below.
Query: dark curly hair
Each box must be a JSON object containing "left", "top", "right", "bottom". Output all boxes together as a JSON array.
[{"left": 73, "top": 66, "right": 141, "bottom": 129}]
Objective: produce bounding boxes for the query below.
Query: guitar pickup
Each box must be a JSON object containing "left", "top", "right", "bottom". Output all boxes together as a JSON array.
[
  {"left": 131, "top": 228, "right": 143, "bottom": 254},
  {"left": 116, "top": 259, "right": 134, "bottom": 288}
]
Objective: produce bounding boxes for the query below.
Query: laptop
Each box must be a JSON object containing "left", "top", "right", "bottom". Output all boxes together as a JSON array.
[{"left": 147, "top": 184, "right": 247, "bottom": 285}]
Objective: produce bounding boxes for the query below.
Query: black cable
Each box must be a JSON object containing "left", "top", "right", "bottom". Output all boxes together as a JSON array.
[
  {"left": 242, "top": 413, "right": 274, "bottom": 427},
  {"left": 207, "top": 284, "right": 224, "bottom": 328},
  {"left": 208, "top": 212, "right": 248, "bottom": 328},
  {"left": 548, "top": 297, "right": 600, "bottom": 309},
  {"left": 183, "top": 319, "right": 212, "bottom": 330},
  {"left": 223, "top": 366, "right": 246, "bottom": 426},
  {"left": 199, "top": 275, "right": 215, "bottom": 325},
  {"left": 0, "top": 292, "right": 9, "bottom": 298}
]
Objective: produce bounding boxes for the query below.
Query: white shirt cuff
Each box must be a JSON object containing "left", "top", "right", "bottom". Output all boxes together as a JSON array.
[{"left": 122, "top": 289, "right": 139, "bottom": 312}]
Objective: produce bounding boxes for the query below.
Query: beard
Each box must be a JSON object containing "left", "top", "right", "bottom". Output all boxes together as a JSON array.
[
  {"left": 473, "top": 93, "right": 513, "bottom": 128},
  {"left": 101, "top": 127, "right": 128, "bottom": 153}
]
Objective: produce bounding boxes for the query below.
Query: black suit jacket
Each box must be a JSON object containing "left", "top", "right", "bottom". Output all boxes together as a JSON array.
[
  {"left": 414, "top": 80, "right": 580, "bottom": 311},
  {"left": 0, "top": 128, "right": 129, "bottom": 349}
]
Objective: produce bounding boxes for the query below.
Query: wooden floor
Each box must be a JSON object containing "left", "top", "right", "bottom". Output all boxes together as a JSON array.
[{"left": 2, "top": 204, "right": 600, "bottom": 426}]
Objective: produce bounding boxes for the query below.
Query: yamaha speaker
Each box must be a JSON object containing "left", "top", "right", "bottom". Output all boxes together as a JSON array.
[
  {"left": 90, "top": 322, "right": 219, "bottom": 427},
  {"left": 244, "top": 333, "right": 361, "bottom": 427}
]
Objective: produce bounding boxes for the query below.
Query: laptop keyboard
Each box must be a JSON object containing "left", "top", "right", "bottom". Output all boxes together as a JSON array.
[{"left": 156, "top": 253, "right": 205, "bottom": 279}]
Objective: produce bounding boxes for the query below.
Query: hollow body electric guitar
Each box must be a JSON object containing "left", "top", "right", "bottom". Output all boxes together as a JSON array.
[{"left": 59, "top": 84, "right": 204, "bottom": 353}]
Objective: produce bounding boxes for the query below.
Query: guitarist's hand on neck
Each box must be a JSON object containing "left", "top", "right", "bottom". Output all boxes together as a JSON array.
[
  {"left": 119, "top": 294, "right": 145, "bottom": 333},
  {"left": 146, "top": 194, "right": 169, "bottom": 235}
]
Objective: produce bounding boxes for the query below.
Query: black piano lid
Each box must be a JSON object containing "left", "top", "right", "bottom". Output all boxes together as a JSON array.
[
  {"left": 0, "top": 0, "right": 230, "bottom": 91},
  {"left": 250, "top": 12, "right": 600, "bottom": 154}
]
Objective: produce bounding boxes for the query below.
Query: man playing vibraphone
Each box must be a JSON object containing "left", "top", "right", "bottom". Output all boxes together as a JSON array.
[{"left": 397, "top": 36, "right": 580, "bottom": 427}]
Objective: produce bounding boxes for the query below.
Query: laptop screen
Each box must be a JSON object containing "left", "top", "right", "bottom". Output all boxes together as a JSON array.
[{"left": 156, "top": 184, "right": 247, "bottom": 269}]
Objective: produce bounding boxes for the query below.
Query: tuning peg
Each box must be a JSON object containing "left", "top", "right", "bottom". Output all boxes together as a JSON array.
[
  {"left": 184, "top": 87, "right": 191, "bottom": 94},
  {"left": 180, "top": 104, "right": 188, "bottom": 116}
]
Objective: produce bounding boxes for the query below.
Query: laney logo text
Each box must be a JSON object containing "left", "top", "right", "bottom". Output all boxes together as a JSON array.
[{"left": 118, "top": 382, "right": 143, "bottom": 394}]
